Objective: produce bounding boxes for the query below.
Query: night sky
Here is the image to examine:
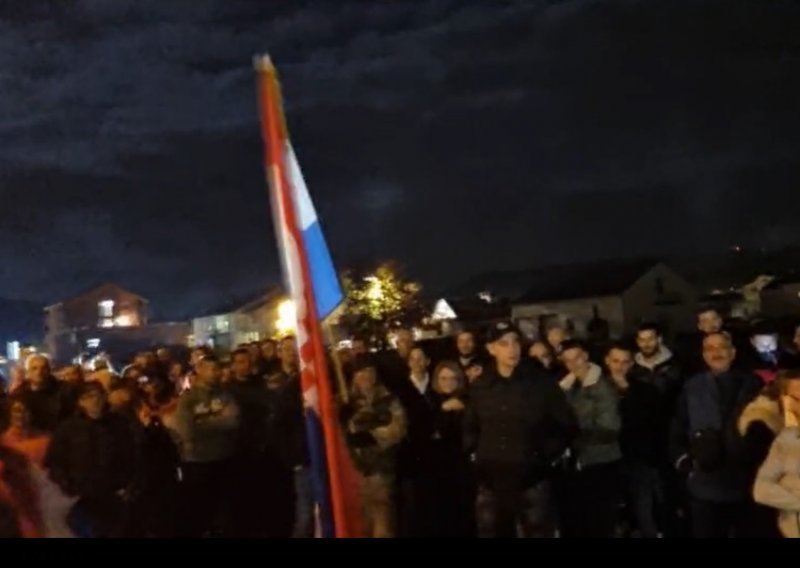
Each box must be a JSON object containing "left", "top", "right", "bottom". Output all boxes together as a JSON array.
[{"left": 2, "top": 0, "right": 800, "bottom": 320}]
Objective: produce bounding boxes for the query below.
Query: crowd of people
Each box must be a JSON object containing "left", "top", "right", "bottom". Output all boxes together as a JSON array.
[{"left": 2, "top": 307, "right": 800, "bottom": 538}]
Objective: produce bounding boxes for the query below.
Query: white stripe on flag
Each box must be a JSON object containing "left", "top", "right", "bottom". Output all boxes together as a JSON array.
[{"left": 286, "top": 143, "right": 317, "bottom": 231}]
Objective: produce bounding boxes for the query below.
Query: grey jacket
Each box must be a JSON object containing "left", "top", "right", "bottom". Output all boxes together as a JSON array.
[
  {"left": 560, "top": 363, "right": 622, "bottom": 468},
  {"left": 175, "top": 385, "right": 241, "bottom": 463},
  {"left": 753, "top": 426, "right": 800, "bottom": 538}
]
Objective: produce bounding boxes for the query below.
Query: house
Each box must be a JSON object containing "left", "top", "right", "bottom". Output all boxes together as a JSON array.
[
  {"left": 44, "top": 283, "right": 190, "bottom": 364},
  {"left": 761, "top": 274, "right": 800, "bottom": 318},
  {"left": 191, "top": 288, "right": 287, "bottom": 352},
  {"left": 510, "top": 260, "right": 698, "bottom": 339}
]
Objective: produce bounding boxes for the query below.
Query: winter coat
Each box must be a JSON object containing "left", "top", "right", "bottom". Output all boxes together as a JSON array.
[
  {"left": 560, "top": 364, "right": 622, "bottom": 468},
  {"left": 465, "top": 363, "right": 577, "bottom": 490},
  {"left": 429, "top": 392, "right": 474, "bottom": 536},
  {"left": 15, "top": 380, "right": 70, "bottom": 433},
  {"left": 737, "top": 394, "right": 784, "bottom": 538},
  {"left": 631, "top": 348, "right": 684, "bottom": 406},
  {"left": 226, "top": 375, "right": 269, "bottom": 457},
  {"left": 265, "top": 371, "right": 309, "bottom": 470},
  {"left": 394, "top": 375, "right": 439, "bottom": 479},
  {"left": 753, "top": 427, "right": 800, "bottom": 537},
  {"left": 131, "top": 417, "right": 180, "bottom": 497},
  {"left": 174, "top": 385, "right": 240, "bottom": 463},
  {"left": 614, "top": 377, "right": 664, "bottom": 466},
  {"left": 342, "top": 384, "right": 406, "bottom": 477},
  {"left": 45, "top": 412, "right": 135, "bottom": 500},
  {"left": 738, "top": 395, "right": 783, "bottom": 467},
  {"left": 670, "top": 369, "right": 762, "bottom": 502}
]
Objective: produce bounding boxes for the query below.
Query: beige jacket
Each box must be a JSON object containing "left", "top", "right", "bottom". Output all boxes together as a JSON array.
[{"left": 753, "top": 427, "right": 800, "bottom": 537}]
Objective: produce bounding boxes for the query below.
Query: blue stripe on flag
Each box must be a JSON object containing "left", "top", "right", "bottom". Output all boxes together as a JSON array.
[
  {"left": 304, "top": 409, "right": 334, "bottom": 538},
  {"left": 303, "top": 220, "right": 343, "bottom": 320}
]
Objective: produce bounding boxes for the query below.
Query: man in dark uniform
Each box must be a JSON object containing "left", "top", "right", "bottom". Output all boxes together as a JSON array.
[{"left": 465, "top": 321, "right": 577, "bottom": 538}]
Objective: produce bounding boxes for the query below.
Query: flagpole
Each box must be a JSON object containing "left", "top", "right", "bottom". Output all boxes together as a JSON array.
[
  {"left": 323, "top": 321, "right": 349, "bottom": 404},
  {"left": 255, "top": 55, "right": 355, "bottom": 537}
]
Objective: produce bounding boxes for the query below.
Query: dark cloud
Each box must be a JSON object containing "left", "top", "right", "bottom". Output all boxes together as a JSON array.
[{"left": 1, "top": 0, "right": 799, "bottom": 315}]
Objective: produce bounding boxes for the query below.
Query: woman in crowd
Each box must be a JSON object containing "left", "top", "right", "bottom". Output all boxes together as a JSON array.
[
  {"left": 429, "top": 361, "right": 474, "bottom": 536},
  {"left": 753, "top": 369, "right": 800, "bottom": 537}
]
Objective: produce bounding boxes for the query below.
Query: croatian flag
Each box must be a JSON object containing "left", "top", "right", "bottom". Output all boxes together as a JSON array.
[{"left": 254, "top": 55, "right": 361, "bottom": 538}]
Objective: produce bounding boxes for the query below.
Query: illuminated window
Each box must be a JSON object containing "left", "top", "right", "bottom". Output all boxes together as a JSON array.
[
  {"left": 6, "top": 341, "right": 20, "bottom": 361},
  {"left": 99, "top": 300, "right": 114, "bottom": 317},
  {"left": 114, "top": 314, "right": 133, "bottom": 327},
  {"left": 214, "top": 316, "right": 230, "bottom": 333},
  {"left": 98, "top": 300, "right": 114, "bottom": 327}
]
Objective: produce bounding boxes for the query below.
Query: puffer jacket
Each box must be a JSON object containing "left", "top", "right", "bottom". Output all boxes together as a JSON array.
[{"left": 560, "top": 364, "right": 622, "bottom": 468}]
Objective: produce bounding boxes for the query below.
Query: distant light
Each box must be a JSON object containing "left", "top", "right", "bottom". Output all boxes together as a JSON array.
[
  {"left": 87, "top": 338, "right": 101, "bottom": 349},
  {"left": 6, "top": 341, "right": 20, "bottom": 361},
  {"left": 98, "top": 299, "right": 115, "bottom": 316},
  {"left": 431, "top": 299, "right": 457, "bottom": 321},
  {"left": 275, "top": 299, "right": 297, "bottom": 336},
  {"left": 478, "top": 291, "right": 494, "bottom": 303},
  {"left": 114, "top": 314, "right": 133, "bottom": 327},
  {"left": 365, "top": 275, "right": 383, "bottom": 301}
]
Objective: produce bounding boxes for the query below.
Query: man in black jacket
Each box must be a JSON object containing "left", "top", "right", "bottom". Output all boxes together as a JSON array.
[
  {"left": 17, "top": 355, "right": 69, "bottom": 432},
  {"left": 630, "top": 322, "right": 689, "bottom": 536},
  {"left": 45, "top": 381, "right": 135, "bottom": 538},
  {"left": 606, "top": 343, "right": 664, "bottom": 538},
  {"left": 465, "top": 321, "right": 577, "bottom": 538},
  {"left": 226, "top": 348, "right": 272, "bottom": 537},
  {"left": 266, "top": 336, "right": 312, "bottom": 538},
  {"left": 395, "top": 346, "right": 440, "bottom": 537},
  {"left": 631, "top": 323, "right": 683, "bottom": 402}
]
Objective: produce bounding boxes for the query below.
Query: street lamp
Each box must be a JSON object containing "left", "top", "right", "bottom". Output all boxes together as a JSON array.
[{"left": 276, "top": 299, "right": 297, "bottom": 336}]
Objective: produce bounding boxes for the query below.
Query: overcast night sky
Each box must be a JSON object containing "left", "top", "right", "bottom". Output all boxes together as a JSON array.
[{"left": 1, "top": 0, "right": 800, "bottom": 319}]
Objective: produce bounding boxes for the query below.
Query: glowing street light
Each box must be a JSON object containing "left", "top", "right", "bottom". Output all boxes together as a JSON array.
[{"left": 276, "top": 299, "right": 297, "bottom": 336}]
